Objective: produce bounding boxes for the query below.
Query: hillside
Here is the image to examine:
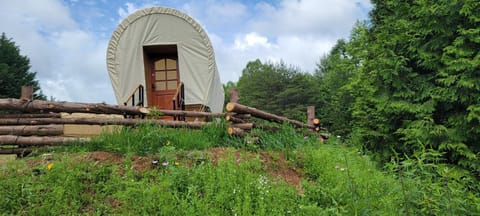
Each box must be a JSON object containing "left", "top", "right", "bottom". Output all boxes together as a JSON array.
[{"left": 1, "top": 123, "right": 479, "bottom": 215}]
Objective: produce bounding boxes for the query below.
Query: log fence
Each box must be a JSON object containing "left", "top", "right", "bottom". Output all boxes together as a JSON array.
[{"left": 0, "top": 87, "right": 328, "bottom": 156}]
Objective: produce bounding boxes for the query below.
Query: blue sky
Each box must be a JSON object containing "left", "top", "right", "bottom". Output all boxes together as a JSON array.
[{"left": 0, "top": 0, "right": 371, "bottom": 103}]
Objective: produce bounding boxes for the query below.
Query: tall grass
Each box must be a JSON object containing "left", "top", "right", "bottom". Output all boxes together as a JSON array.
[{"left": 1, "top": 123, "right": 479, "bottom": 215}]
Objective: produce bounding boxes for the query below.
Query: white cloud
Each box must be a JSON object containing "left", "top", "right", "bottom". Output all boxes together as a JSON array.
[
  {"left": 251, "top": 0, "right": 370, "bottom": 38},
  {"left": 0, "top": 0, "right": 115, "bottom": 103},
  {"left": 209, "top": 0, "right": 371, "bottom": 83},
  {"left": 233, "top": 32, "right": 273, "bottom": 50},
  {"left": 0, "top": 0, "right": 371, "bottom": 104}
]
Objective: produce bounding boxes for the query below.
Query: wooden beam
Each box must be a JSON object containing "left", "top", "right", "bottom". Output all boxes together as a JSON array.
[
  {"left": 0, "top": 113, "right": 62, "bottom": 118},
  {"left": 151, "top": 109, "right": 225, "bottom": 118},
  {"left": 0, "top": 135, "right": 89, "bottom": 146},
  {"left": 307, "top": 106, "right": 315, "bottom": 128},
  {"left": 0, "top": 125, "right": 63, "bottom": 136},
  {"left": 0, "top": 98, "right": 148, "bottom": 115},
  {"left": 0, "top": 147, "right": 32, "bottom": 155},
  {"left": 0, "top": 117, "right": 210, "bottom": 128},
  {"left": 225, "top": 114, "right": 246, "bottom": 124},
  {"left": 0, "top": 98, "right": 225, "bottom": 118},
  {"left": 228, "top": 88, "right": 239, "bottom": 103},
  {"left": 21, "top": 86, "right": 33, "bottom": 101}
]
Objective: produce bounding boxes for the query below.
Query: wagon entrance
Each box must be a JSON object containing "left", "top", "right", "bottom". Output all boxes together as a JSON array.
[{"left": 144, "top": 45, "right": 182, "bottom": 118}]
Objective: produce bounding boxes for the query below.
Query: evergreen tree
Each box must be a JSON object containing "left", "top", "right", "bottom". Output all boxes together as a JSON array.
[
  {"left": 237, "top": 59, "right": 317, "bottom": 121},
  {"left": 313, "top": 22, "right": 369, "bottom": 136},
  {"left": 0, "top": 33, "right": 45, "bottom": 99},
  {"left": 349, "top": 1, "right": 480, "bottom": 172}
]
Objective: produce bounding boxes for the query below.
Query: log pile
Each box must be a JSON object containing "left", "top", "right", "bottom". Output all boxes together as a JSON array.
[
  {"left": 0, "top": 96, "right": 223, "bottom": 155},
  {"left": 225, "top": 102, "right": 328, "bottom": 139}
]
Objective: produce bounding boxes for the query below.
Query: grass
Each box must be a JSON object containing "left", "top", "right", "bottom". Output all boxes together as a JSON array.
[{"left": 1, "top": 122, "right": 479, "bottom": 215}]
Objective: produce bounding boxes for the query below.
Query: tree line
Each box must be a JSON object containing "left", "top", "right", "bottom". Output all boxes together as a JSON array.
[{"left": 227, "top": 1, "right": 480, "bottom": 176}]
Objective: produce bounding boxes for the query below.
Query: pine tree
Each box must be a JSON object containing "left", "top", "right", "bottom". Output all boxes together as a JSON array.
[{"left": 0, "top": 32, "right": 45, "bottom": 99}]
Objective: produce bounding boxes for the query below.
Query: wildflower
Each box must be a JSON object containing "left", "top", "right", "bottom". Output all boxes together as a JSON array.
[
  {"left": 47, "top": 163, "right": 54, "bottom": 170},
  {"left": 247, "top": 140, "right": 252, "bottom": 144},
  {"left": 162, "top": 162, "right": 169, "bottom": 166},
  {"left": 174, "top": 161, "right": 180, "bottom": 166},
  {"left": 336, "top": 135, "right": 341, "bottom": 138},
  {"left": 166, "top": 140, "right": 171, "bottom": 146},
  {"left": 335, "top": 165, "right": 340, "bottom": 169},
  {"left": 236, "top": 158, "right": 241, "bottom": 164},
  {"left": 304, "top": 135, "right": 309, "bottom": 140},
  {"left": 340, "top": 168, "right": 346, "bottom": 171}
]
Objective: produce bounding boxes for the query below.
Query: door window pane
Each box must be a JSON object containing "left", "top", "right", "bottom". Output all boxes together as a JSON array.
[
  {"left": 166, "top": 58, "right": 176, "bottom": 70},
  {"left": 155, "top": 81, "right": 166, "bottom": 90},
  {"left": 154, "top": 59, "right": 165, "bottom": 70},
  {"left": 155, "top": 71, "right": 166, "bottom": 80},
  {"left": 167, "top": 81, "right": 177, "bottom": 90},
  {"left": 167, "top": 71, "right": 177, "bottom": 80}
]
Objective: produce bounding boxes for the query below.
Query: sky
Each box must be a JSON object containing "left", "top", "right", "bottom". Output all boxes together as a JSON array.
[{"left": 0, "top": 0, "right": 372, "bottom": 104}]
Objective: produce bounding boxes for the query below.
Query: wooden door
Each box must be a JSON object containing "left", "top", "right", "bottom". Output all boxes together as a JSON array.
[{"left": 148, "top": 56, "right": 180, "bottom": 116}]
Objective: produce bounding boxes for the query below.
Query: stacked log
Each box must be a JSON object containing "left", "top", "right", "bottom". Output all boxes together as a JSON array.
[
  {"left": 0, "top": 97, "right": 223, "bottom": 154},
  {"left": 225, "top": 102, "right": 328, "bottom": 138},
  {"left": 0, "top": 98, "right": 225, "bottom": 119},
  {"left": 226, "top": 102, "right": 312, "bottom": 129}
]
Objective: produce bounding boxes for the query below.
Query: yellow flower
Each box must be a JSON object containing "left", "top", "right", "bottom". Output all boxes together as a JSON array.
[
  {"left": 166, "top": 141, "right": 171, "bottom": 146},
  {"left": 174, "top": 161, "right": 180, "bottom": 166},
  {"left": 47, "top": 163, "right": 54, "bottom": 170}
]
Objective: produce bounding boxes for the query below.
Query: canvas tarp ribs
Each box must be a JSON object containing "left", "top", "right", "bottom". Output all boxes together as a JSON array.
[{"left": 106, "top": 7, "right": 224, "bottom": 113}]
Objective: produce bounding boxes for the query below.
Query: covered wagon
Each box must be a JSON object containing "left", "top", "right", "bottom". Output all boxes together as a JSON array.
[{"left": 106, "top": 7, "right": 224, "bottom": 116}]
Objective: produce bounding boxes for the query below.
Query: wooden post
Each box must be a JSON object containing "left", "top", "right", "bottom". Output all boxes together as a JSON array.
[
  {"left": 21, "top": 86, "right": 33, "bottom": 101},
  {"left": 229, "top": 88, "right": 239, "bottom": 103},
  {"left": 307, "top": 106, "right": 315, "bottom": 128}
]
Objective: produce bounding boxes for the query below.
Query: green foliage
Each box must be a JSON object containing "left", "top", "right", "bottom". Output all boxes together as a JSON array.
[
  {"left": 237, "top": 59, "right": 317, "bottom": 121},
  {"left": 66, "top": 122, "right": 231, "bottom": 155},
  {"left": 0, "top": 33, "right": 45, "bottom": 99},
  {"left": 385, "top": 148, "right": 480, "bottom": 215},
  {"left": 314, "top": 22, "right": 369, "bottom": 136},
  {"left": 344, "top": 0, "right": 480, "bottom": 174},
  {"left": 1, "top": 127, "right": 479, "bottom": 215}
]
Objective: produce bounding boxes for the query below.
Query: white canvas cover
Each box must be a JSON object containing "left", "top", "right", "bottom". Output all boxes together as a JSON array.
[{"left": 106, "top": 7, "right": 224, "bottom": 113}]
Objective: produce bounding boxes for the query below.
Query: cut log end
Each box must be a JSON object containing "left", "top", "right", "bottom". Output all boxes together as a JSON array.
[
  {"left": 226, "top": 102, "right": 236, "bottom": 112},
  {"left": 227, "top": 126, "right": 247, "bottom": 137},
  {"left": 313, "top": 118, "right": 320, "bottom": 125},
  {"left": 139, "top": 107, "right": 150, "bottom": 114}
]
